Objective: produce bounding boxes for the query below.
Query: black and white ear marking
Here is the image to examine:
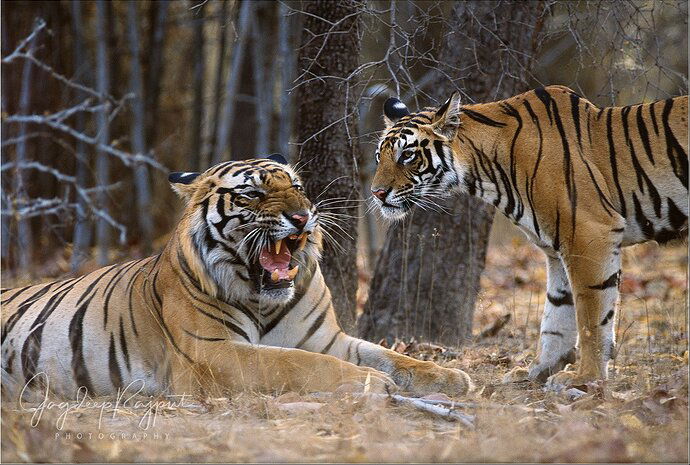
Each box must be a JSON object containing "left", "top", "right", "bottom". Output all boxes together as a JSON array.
[
  {"left": 383, "top": 97, "right": 410, "bottom": 123},
  {"left": 168, "top": 172, "right": 200, "bottom": 184},
  {"left": 266, "top": 153, "right": 288, "bottom": 165},
  {"left": 169, "top": 171, "right": 201, "bottom": 202}
]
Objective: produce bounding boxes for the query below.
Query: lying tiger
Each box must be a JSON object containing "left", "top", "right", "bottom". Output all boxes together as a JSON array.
[
  {"left": 371, "top": 85, "right": 688, "bottom": 388},
  {"left": 1, "top": 155, "right": 471, "bottom": 399}
]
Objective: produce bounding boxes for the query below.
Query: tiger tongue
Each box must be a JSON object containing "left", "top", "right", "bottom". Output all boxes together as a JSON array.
[{"left": 259, "top": 242, "right": 292, "bottom": 277}]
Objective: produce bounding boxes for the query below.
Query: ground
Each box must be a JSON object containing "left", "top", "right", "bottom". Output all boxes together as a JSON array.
[{"left": 1, "top": 232, "right": 688, "bottom": 462}]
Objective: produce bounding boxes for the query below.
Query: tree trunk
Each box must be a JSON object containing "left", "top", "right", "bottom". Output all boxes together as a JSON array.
[
  {"left": 213, "top": 0, "right": 254, "bottom": 164},
  {"left": 95, "top": 0, "right": 112, "bottom": 265},
  {"left": 126, "top": 0, "right": 154, "bottom": 254},
  {"left": 251, "top": 4, "right": 272, "bottom": 156},
  {"left": 208, "top": 0, "right": 228, "bottom": 168},
  {"left": 189, "top": 1, "right": 205, "bottom": 171},
  {"left": 144, "top": 0, "right": 169, "bottom": 148},
  {"left": 358, "top": 0, "right": 545, "bottom": 346},
  {"left": 294, "top": 0, "right": 362, "bottom": 334},
  {"left": 229, "top": 3, "right": 259, "bottom": 161},
  {"left": 70, "top": 0, "right": 92, "bottom": 272},
  {"left": 277, "top": 1, "right": 296, "bottom": 160},
  {"left": 1, "top": 14, "right": 11, "bottom": 266},
  {"left": 14, "top": 29, "right": 35, "bottom": 277}
]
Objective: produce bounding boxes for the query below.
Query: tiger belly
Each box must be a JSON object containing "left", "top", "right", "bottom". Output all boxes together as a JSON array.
[
  {"left": 2, "top": 298, "right": 165, "bottom": 399},
  {"left": 619, "top": 187, "right": 689, "bottom": 247},
  {"left": 1, "top": 266, "right": 167, "bottom": 399}
]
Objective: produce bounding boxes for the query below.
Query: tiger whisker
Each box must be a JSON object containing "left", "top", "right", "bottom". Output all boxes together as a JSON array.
[
  {"left": 408, "top": 195, "right": 447, "bottom": 210},
  {"left": 318, "top": 210, "right": 362, "bottom": 219},
  {"left": 315, "top": 198, "right": 367, "bottom": 208},
  {"left": 319, "top": 218, "right": 355, "bottom": 242},
  {"left": 319, "top": 227, "right": 346, "bottom": 254},
  {"left": 313, "top": 176, "right": 350, "bottom": 201}
]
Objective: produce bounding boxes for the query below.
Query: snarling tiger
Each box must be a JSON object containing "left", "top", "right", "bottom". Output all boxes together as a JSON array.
[
  {"left": 371, "top": 85, "right": 688, "bottom": 388},
  {"left": 1, "top": 155, "right": 471, "bottom": 399}
]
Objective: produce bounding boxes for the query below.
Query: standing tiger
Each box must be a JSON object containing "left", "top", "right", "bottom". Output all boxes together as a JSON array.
[
  {"left": 371, "top": 85, "right": 688, "bottom": 388},
  {"left": 1, "top": 155, "right": 471, "bottom": 399}
]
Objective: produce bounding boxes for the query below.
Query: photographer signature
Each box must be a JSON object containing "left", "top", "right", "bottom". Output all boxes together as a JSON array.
[{"left": 18, "top": 372, "right": 191, "bottom": 431}]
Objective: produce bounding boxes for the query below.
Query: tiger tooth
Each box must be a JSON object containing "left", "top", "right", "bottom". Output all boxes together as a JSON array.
[
  {"left": 298, "top": 233, "right": 308, "bottom": 251},
  {"left": 287, "top": 265, "right": 299, "bottom": 280},
  {"left": 275, "top": 239, "right": 282, "bottom": 254},
  {"left": 271, "top": 270, "right": 280, "bottom": 282}
]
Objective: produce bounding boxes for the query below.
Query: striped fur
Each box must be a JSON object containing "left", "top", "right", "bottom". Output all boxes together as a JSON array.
[
  {"left": 371, "top": 85, "right": 688, "bottom": 387},
  {"left": 1, "top": 158, "right": 471, "bottom": 399}
]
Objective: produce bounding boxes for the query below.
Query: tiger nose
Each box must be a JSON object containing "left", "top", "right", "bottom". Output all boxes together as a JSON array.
[
  {"left": 286, "top": 211, "right": 309, "bottom": 228},
  {"left": 371, "top": 188, "right": 389, "bottom": 202}
]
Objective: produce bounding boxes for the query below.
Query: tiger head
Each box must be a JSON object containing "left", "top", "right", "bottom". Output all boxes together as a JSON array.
[
  {"left": 169, "top": 154, "right": 322, "bottom": 304},
  {"left": 371, "top": 93, "right": 463, "bottom": 220}
]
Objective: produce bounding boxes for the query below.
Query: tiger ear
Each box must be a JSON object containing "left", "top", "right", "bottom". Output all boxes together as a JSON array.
[
  {"left": 432, "top": 92, "right": 462, "bottom": 139},
  {"left": 266, "top": 153, "right": 288, "bottom": 165},
  {"left": 168, "top": 171, "right": 201, "bottom": 202},
  {"left": 383, "top": 97, "right": 410, "bottom": 128}
]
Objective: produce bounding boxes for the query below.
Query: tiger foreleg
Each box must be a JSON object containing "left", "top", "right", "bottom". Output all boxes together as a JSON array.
[
  {"left": 503, "top": 254, "right": 577, "bottom": 383},
  {"left": 530, "top": 254, "right": 578, "bottom": 380},
  {"left": 331, "top": 335, "right": 473, "bottom": 397},
  {"left": 546, "top": 238, "right": 620, "bottom": 389},
  {"left": 170, "top": 342, "right": 393, "bottom": 395}
]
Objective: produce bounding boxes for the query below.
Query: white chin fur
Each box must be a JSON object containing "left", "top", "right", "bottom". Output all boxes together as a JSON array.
[{"left": 259, "top": 285, "right": 296, "bottom": 304}]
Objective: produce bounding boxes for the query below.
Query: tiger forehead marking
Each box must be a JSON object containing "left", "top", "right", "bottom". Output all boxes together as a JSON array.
[
  {"left": 202, "top": 160, "right": 310, "bottom": 216},
  {"left": 379, "top": 112, "right": 435, "bottom": 150},
  {"left": 207, "top": 159, "right": 300, "bottom": 191}
]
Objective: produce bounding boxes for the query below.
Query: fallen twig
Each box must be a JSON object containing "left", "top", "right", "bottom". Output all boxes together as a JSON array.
[
  {"left": 309, "top": 392, "right": 475, "bottom": 428},
  {"left": 390, "top": 394, "right": 475, "bottom": 428}
]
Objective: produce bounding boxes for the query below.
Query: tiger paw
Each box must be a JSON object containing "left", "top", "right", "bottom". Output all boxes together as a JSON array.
[
  {"left": 396, "top": 363, "right": 473, "bottom": 397},
  {"left": 545, "top": 369, "right": 597, "bottom": 391},
  {"left": 502, "top": 366, "right": 529, "bottom": 384},
  {"left": 436, "top": 367, "right": 474, "bottom": 397}
]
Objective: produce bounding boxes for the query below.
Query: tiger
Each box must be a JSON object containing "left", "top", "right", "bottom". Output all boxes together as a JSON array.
[
  {"left": 1, "top": 155, "right": 472, "bottom": 400},
  {"left": 370, "top": 85, "right": 688, "bottom": 388}
]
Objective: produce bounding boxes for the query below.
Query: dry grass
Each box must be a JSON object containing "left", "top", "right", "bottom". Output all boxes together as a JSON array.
[{"left": 2, "top": 238, "right": 688, "bottom": 463}]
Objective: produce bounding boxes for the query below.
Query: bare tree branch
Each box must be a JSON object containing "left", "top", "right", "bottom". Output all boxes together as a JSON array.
[{"left": 4, "top": 110, "right": 166, "bottom": 171}]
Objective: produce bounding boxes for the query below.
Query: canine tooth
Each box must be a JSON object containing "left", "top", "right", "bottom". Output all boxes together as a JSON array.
[
  {"left": 298, "top": 234, "right": 308, "bottom": 251},
  {"left": 287, "top": 265, "right": 299, "bottom": 280},
  {"left": 289, "top": 234, "right": 298, "bottom": 240},
  {"left": 275, "top": 239, "right": 283, "bottom": 254},
  {"left": 271, "top": 270, "right": 280, "bottom": 282}
]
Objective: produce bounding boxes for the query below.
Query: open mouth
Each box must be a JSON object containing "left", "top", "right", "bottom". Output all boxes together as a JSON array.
[{"left": 257, "top": 232, "right": 310, "bottom": 290}]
